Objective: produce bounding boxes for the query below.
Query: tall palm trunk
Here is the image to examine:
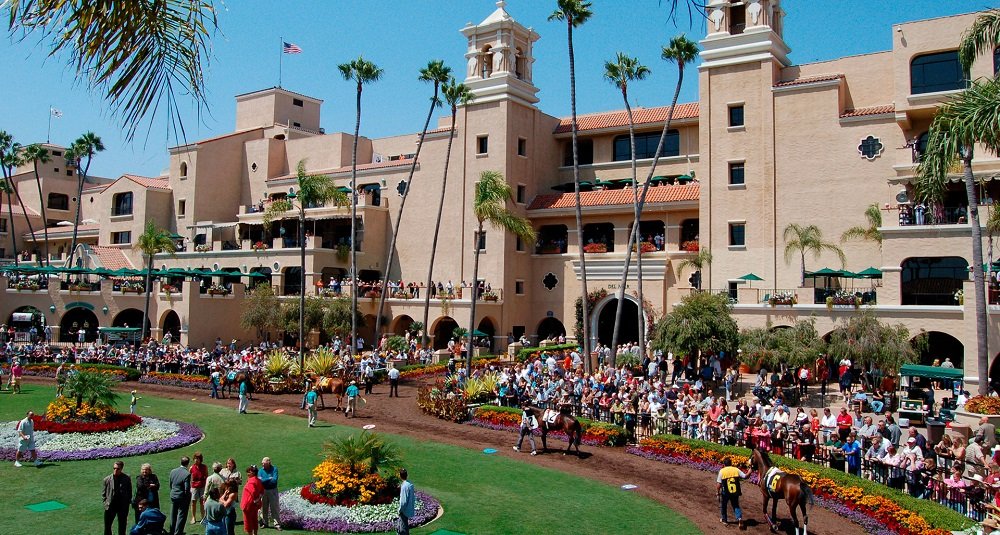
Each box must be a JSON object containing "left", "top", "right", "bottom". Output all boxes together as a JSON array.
[
  {"left": 68, "top": 155, "right": 89, "bottom": 266},
  {"left": 32, "top": 163, "right": 50, "bottom": 265},
  {"left": 421, "top": 109, "right": 458, "bottom": 349},
  {"left": 610, "top": 99, "right": 638, "bottom": 367},
  {"left": 11, "top": 183, "right": 37, "bottom": 263},
  {"left": 375, "top": 85, "right": 440, "bottom": 341},
  {"left": 3, "top": 177, "right": 18, "bottom": 265},
  {"left": 466, "top": 220, "right": 484, "bottom": 370},
  {"left": 141, "top": 253, "right": 154, "bottom": 342},
  {"left": 349, "top": 82, "right": 362, "bottom": 357},
  {"left": 566, "top": 20, "right": 592, "bottom": 372},
  {"left": 961, "top": 147, "right": 989, "bottom": 395}
]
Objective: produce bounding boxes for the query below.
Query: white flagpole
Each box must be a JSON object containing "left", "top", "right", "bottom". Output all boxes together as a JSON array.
[
  {"left": 279, "top": 37, "right": 283, "bottom": 88},
  {"left": 47, "top": 105, "right": 52, "bottom": 143}
]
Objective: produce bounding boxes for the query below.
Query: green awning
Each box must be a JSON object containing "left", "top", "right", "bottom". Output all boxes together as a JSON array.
[
  {"left": 169, "top": 233, "right": 184, "bottom": 239},
  {"left": 245, "top": 272, "right": 269, "bottom": 278},
  {"left": 899, "top": 364, "right": 963, "bottom": 380},
  {"left": 806, "top": 268, "right": 857, "bottom": 278},
  {"left": 856, "top": 267, "right": 882, "bottom": 278}
]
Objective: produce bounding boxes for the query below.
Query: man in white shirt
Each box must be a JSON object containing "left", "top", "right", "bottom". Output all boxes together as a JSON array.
[
  {"left": 819, "top": 408, "right": 837, "bottom": 443},
  {"left": 901, "top": 437, "right": 924, "bottom": 461},
  {"left": 387, "top": 365, "right": 400, "bottom": 397}
]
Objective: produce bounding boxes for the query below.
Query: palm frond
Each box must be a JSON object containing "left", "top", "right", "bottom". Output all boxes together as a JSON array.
[
  {"left": 549, "top": 0, "right": 593, "bottom": 27},
  {"left": 959, "top": 9, "right": 1000, "bottom": 70}
]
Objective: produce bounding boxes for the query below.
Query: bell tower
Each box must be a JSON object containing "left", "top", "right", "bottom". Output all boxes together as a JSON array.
[
  {"left": 699, "top": 0, "right": 790, "bottom": 69},
  {"left": 460, "top": 1, "right": 540, "bottom": 107}
]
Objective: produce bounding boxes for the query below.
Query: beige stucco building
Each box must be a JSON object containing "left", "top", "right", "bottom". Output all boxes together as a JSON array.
[{"left": 2, "top": 1, "right": 999, "bottom": 386}]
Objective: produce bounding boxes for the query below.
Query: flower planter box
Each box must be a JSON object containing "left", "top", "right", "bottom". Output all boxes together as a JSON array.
[
  {"left": 120, "top": 288, "right": 144, "bottom": 294},
  {"left": 537, "top": 247, "right": 563, "bottom": 255},
  {"left": 482, "top": 296, "right": 498, "bottom": 302},
  {"left": 583, "top": 244, "right": 608, "bottom": 254},
  {"left": 68, "top": 285, "right": 95, "bottom": 292},
  {"left": 207, "top": 290, "right": 230, "bottom": 296},
  {"left": 953, "top": 409, "right": 1000, "bottom": 431}
]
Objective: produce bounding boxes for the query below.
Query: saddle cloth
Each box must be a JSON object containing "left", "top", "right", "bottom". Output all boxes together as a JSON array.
[
  {"left": 543, "top": 409, "right": 559, "bottom": 424},
  {"left": 764, "top": 467, "right": 784, "bottom": 498}
]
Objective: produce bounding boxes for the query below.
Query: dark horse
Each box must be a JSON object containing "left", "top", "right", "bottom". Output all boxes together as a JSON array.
[
  {"left": 749, "top": 446, "right": 813, "bottom": 535},
  {"left": 526, "top": 406, "right": 583, "bottom": 456}
]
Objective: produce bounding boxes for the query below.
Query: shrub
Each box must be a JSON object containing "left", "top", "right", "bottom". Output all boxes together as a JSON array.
[
  {"left": 22, "top": 363, "right": 139, "bottom": 381},
  {"left": 964, "top": 395, "right": 1000, "bottom": 415},
  {"left": 416, "top": 379, "right": 469, "bottom": 422}
]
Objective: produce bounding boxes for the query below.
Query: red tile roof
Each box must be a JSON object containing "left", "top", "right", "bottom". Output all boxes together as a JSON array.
[
  {"left": 773, "top": 74, "right": 843, "bottom": 87},
  {"left": 528, "top": 183, "right": 699, "bottom": 210},
  {"left": 91, "top": 246, "right": 134, "bottom": 270},
  {"left": 554, "top": 103, "right": 699, "bottom": 134},
  {"left": 121, "top": 174, "right": 171, "bottom": 190},
  {"left": 840, "top": 105, "right": 895, "bottom": 118},
  {"left": 266, "top": 157, "right": 416, "bottom": 181}
]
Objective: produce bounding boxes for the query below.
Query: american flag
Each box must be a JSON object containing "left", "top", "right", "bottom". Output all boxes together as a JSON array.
[
  {"left": 282, "top": 42, "right": 302, "bottom": 54},
  {"left": 50, "top": 107, "right": 63, "bottom": 118}
]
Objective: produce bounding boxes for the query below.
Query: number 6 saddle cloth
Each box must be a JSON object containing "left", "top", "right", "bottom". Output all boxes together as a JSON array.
[{"left": 764, "top": 467, "right": 784, "bottom": 498}]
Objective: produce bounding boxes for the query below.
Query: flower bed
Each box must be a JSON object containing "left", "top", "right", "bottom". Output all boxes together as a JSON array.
[
  {"left": 515, "top": 343, "right": 579, "bottom": 362},
  {"left": 469, "top": 405, "right": 628, "bottom": 447},
  {"left": 33, "top": 412, "right": 141, "bottom": 434},
  {"left": 964, "top": 395, "right": 1000, "bottom": 415},
  {"left": 0, "top": 417, "right": 202, "bottom": 461},
  {"left": 140, "top": 371, "right": 212, "bottom": 390},
  {"left": 22, "top": 363, "right": 139, "bottom": 381},
  {"left": 280, "top": 487, "right": 439, "bottom": 533},
  {"left": 627, "top": 435, "right": 970, "bottom": 535},
  {"left": 398, "top": 356, "right": 502, "bottom": 381}
]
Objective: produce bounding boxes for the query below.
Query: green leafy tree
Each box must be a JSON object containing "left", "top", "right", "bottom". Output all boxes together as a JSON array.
[
  {"left": 322, "top": 431, "right": 402, "bottom": 477},
  {"left": 466, "top": 170, "right": 536, "bottom": 369},
  {"left": 385, "top": 336, "right": 408, "bottom": 353},
  {"left": 240, "top": 282, "right": 281, "bottom": 340},
  {"left": 652, "top": 291, "right": 739, "bottom": 359},
  {"left": 65, "top": 370, "right": 120, "bottom": 413},
  {"left": 677, "top": 249, "right": 712, "bottom": 289},
  {"left": 64, "top": 132, "right": 104, "bottom": 266},
  {"left": 6, "top": 0, "right": 218, "bottom": 140},
  {"left": 0, "top": 131, "right": 24, "bottom": 264},
  {"left": 421, "top": 78, "right": 473, "bottom": 348},
  {"left": 827, "top": 309, "right": 925, "bottom": 373},
  {"left": 550, "top": 0, "right": 594, "bottom": 371},
  {"left": 604, "top": 51, "right": 651, "bottom": 367},
  {"left": 915, "top": 10, "right": 1000, "bottom": 394},
  {"left": 739, "top": 319, "right": 825, "bottom": 370},
  {"left": 135, "top": 221, "right": 176, "bottom": 341},
  {"left": 841, "top": 203, "right": 883, "bottom": 246},
  {"left": 783, "top": 223, "right": 846, "bottom": 287},
  {"left": 323, "top": 297, "right": 362, "bottom": 339},
  {"left": 22, "top": 144, "right": 51, "bottom": 265},
  {"left": 375, "top": 60, "right": 451, "bottom": 341},
  {"left": 339, "top": 56, "right": 383, "bottom": 357},
  {"left": 280, "top": 296, "right": 327, "bottom": 345}
]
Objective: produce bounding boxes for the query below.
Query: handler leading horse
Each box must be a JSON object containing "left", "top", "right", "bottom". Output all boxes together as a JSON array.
[
  {"left": 749, "top": 446, "right": 812, "bottom": 535},
  {"left": 526, "top": 405, "right": 583, "bottom": 456}
]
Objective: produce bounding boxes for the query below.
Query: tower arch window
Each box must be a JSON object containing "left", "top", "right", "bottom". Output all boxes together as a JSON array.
[
  {"left": 179, "top": 162, "right": 188, "bottom": 178},
  {"left": 480, "top": 45, "right": 494, "bottom": 78},
  {"left": 514, "top": 47, "right": 525, "bottom": 80},
  {"left": 910, "top": 51, "right": 967, "bottom": 94}
]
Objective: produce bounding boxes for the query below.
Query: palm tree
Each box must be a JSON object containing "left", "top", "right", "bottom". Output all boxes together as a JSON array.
[
  {"left": 549, "top": 0, "right": 594, "bottom": 371},
  {"left": 421, "top": 78, "right": 473, "bottom": 348},
  {"left": 135, "top": 221, "right": 176, "bottom": 342},
  {"left": 375, "top": 60, "right": 451, "bottom": 342},
  {"left": 64, "top": 132, "right": 105, "bottom": 266},
  {"left": 677, "top": 249, "right": 712, "bottom": 288},
  {"left": 958, "top": 8, "right": 1000, "bottom": 70},
  {"left": 466, "top": 171, "right": 536, "bottom": 370},
  {"left": 264, "top": 161, "right": 347, "bottom": 371},
  {"left": 7, "top": 1, "right": 217, "bottom": 141},
  {"left": 0, "top": 132, "right": 24, "bottom": 264},
  {"left": 603, "top": 52, "right": 650, "bottom": 366},
  {"left": 22, "top": 144, "right": 51, "bottom": 265},
  {"left": 65, "top": 370, "right": 120, "bottom": 413},
  {"left": 339, "top": 56, "right": 383, "bottom": 357},
  {"left": 841, "top": 203, "right": 883, "bottom": 246},
  {"left": 783, "top": 223, "right": 846, "bottom": 287}
]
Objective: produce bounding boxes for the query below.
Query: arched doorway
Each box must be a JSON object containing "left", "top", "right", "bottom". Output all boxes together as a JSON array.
[
  {"left": 476, "top": 317, "right": 496, "bottom": 353},
  {"left": 390, "top": 315, "right": 414, "bottom": 336},
  {"left": 60, "top": 307, "right": 99, "bottom": 343},
  {"left": 536, "top": 317, "right": 566, "bottom": 341},
  {"left": 432, "top": 316, "right": 458, "bottom": 350},
  {"left": 592, "top": 296, "right": 640, "bottom": 346},
  {"left": 113, "top": 308, "right": 149, "bottom": 332},
  {"left": 161, "top": 310, "right": 181, "bottom": 343},
  {"left": 914, "top": 331, "right": 964, "bottom": 368}
]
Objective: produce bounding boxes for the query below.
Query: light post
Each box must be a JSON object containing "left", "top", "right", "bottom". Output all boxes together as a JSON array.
[{"left": 288, "top": 187, "right": 306, "bottom": 377}]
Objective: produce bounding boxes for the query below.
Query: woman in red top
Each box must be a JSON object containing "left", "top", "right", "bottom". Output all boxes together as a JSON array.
[
  {"left": 189, "top": 451, "right": 208, "bottom": 524},
  {"left": 836, "top": 407, "right": 854, "bottom": 442},
  {"left": 241, "top": 465, "right": 264, "bottom": 535}
]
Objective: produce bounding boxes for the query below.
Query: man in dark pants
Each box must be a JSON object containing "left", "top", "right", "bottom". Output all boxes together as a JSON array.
[
  {"left": 717, "top": 457, "right": 747, "bottom": 527},
  {"left": 103, "top": 460, "right": 133, "bottom": 535},
  {"left": 388, "top": 365, "right": 400, "bottom": 397},
  {"left": 168, "top": 456, "right": 191, "bottom": 535}
]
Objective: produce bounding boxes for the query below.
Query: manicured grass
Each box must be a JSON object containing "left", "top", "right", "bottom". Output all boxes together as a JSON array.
[{"left": 3, "top": 385, "right": 699, "bottom": 535}]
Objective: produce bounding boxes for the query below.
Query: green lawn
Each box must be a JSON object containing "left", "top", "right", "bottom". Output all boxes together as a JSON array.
[{"left": 1, "top": 385, "right": 699, "bottom": 535}]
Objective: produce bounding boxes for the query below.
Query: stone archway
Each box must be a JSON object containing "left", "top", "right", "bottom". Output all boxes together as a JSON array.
[
  {"left": 431, "top": 316, "right": 459, "bottom": 350},
  {"left": 914, "top": 331, "right": 964, "bottom": 368},
  {"left": 536, "top": 317, "right": 566, "bottom": 341},
  {"left": 476, "top": 317, "right": 497, "bottom": 353},
  {"left": 161, "top": 310, "right": 181, "bottom": 343},
  {"left": 112, "top": 308, "right": 150, "bottom": 332},
  {"left": 390, "top": 315, "right": 414, "bottom": 336},
  {"left": 60, "top": 307, "right": 100, "bottom": 343},
  {"left": 591, "top": 295, "right": 641, "bottom": 347}
]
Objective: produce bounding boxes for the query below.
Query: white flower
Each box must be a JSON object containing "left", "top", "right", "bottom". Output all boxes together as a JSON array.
[{"left": 2, "top": 418, "right": 180, "bottom": 452}]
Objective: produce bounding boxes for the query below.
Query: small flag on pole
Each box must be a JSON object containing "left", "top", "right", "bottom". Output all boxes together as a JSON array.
[
  {"left": 50, "top": 107, "right": 63, "bottom": 118},
  {"left": 282, "top": 42, "right": 302, "bottom": 54}
]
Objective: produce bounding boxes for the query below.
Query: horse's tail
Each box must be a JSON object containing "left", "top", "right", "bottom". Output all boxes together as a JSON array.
[
  {"left": 574, "top": 423, "right": 582, "bottom": 446},
  {"left": 802, "top": 481, "right": 814, "bottom": 507}
]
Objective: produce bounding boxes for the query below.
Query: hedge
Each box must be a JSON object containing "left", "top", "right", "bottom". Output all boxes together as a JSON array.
[
  {"left": 515, "top": 343, "right": 580, "bottom": 362},
  {"left": 21, "top": 362, "right": 141, "bottom": 381},
  {"left": 629, "top": 434, "right": 972, "bottom": 533}
]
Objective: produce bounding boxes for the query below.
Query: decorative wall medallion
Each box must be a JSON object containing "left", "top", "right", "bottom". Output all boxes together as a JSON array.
[
  {"left": 542, "top": 272, "right": 558, "bottom": 291},
  {"left": 858, "top": 136, "right": 884, "bottom": 161}
]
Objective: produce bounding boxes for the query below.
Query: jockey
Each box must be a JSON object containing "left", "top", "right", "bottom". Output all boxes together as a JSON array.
[{"left": 717, "top": 457, "right": 748, "bottom": 527}]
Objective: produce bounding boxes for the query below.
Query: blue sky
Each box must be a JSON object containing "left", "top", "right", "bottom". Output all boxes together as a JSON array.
[{"left": 0, "top": 0, "right": 984, "bottom": 179}]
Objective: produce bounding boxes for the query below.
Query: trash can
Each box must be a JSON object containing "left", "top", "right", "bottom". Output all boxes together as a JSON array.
[{"left": 926, "top": 419, "right": 946, "bottom": 445}]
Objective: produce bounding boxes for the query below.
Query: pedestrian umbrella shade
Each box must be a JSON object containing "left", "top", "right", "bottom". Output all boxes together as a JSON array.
[
  {"left": 856, "top": 267, "right": 882, "bottom": 278},
  {"left": 737, "top": 273, "right": 764, "bottom": 287},
  {"left": 471, "top": 330, "right": 490, "bottom": 337}
]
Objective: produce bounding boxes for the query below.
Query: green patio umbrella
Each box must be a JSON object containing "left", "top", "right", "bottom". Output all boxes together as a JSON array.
[
  {"left": 245, "top": 271, "right": 270, "bottom": 278},
  {"left": 471, "top": 329, "right": 490, "bottom": 337},
  {"left": 61, "top": 266, "right": 89, "bottom": 274},
  {"left": 89, "top": 267, "right": 115, "bottom": 277},
  {"left": 737, "top": 273, "right": 764, "bottom": 287},
  {"left": 592, "top": 179, "right": 615, "bottom": 188},
  {"left": 856, "top": 267, "right": 882, "bottom": 278}
]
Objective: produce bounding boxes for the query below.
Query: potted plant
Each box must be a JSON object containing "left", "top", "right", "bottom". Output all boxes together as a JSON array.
[
  {"left": 680, "top": 240, "right": 699, "bottom": 252},
  {"left": 583, "top": 242, "right": 607, "bottom": 254},
  {"left": 954, "top": 289, "right": 964, "bottom": 305},
  {"left": 251, "top": 241, "right": 269, "bottom": 251},
  {"left": 336, "top": 244, "right": 350, "bottom": 261},
  {"left": 480, "top": 290, "right": 499, "bottom": 302},
  {"left": 769, "top": 291, "right": 796, "bottom": 306},
  {"left": 207, "top": 284, "right": 230, "bottom": 296},
  {"left": 194, "top": 244, "right": 212, "bottom": 252}
]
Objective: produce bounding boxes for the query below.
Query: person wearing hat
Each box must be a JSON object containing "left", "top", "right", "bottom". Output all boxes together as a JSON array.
[
  {"left": 513, "top": 403, "right": 538, "bottom": 455},
  {"left": 901, "top": 436, "right": 924, "bottom": 461},
  {"left": 345, "top": 380, "right": 360, "bottom": 418}
]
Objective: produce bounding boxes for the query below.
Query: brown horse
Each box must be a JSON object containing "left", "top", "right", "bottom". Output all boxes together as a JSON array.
[
  {"left": 315, "top": 375, "right": 346, "bottom": 412},
  {"left": 527, "top": 406, "right": 583, "bottom": 456},
  {"left": 749, "top": 447, "right": 812, "bottom": 535}
]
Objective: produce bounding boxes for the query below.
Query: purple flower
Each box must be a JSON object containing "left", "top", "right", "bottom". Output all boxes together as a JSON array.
[
  {"left": 280, "top": 489, "right": 439, "bottom": 532},
  {"left": 0, "top": 419, "right": 202, "bottom": 462}
]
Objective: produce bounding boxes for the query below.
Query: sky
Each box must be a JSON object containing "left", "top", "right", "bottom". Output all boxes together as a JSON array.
[{"left": 0, "top": 0, "right": 986, "bottom": 179}]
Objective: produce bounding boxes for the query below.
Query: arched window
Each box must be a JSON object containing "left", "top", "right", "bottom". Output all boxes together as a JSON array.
[
  {"left": 112, "top": 192, "right": 133, "bottom": 216},
  {"left": 179, "top": 162, "right": 188, "bottom": 178},
  {"left": 47, "top": 193, "right": 69, "bottom": 211},
  {"left": 480, "top": 45, "right": 493, "bottom": 78},
  {"left": 910, "top": 51, "right": 967, "bottom": 94},
  {"left": 901, "top": 256, "right": 968, "bottom": 306},
  {"left": 514, "top": 47, "right": 524, "bottom": 80}
]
